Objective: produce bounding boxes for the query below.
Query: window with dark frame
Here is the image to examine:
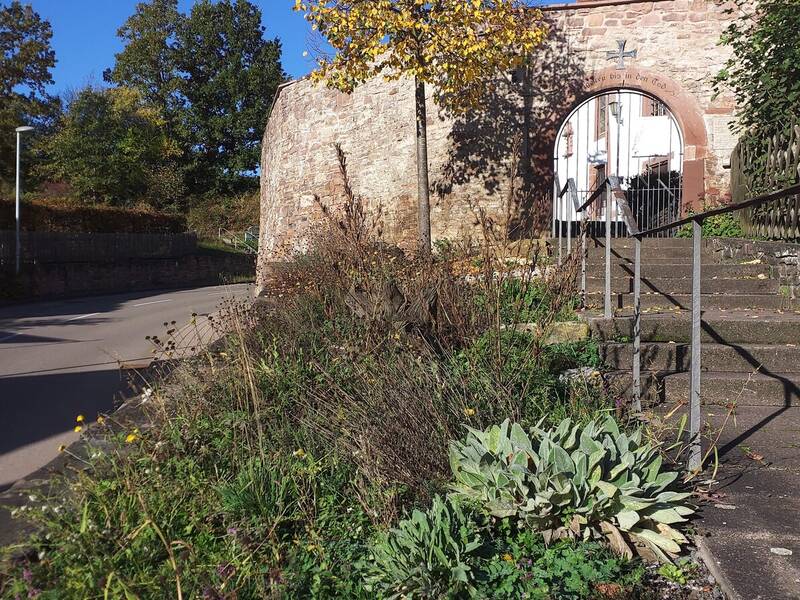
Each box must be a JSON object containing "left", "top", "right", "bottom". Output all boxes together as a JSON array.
[{"left": 642, "top": 97, "right": 668, "bottom": 117}]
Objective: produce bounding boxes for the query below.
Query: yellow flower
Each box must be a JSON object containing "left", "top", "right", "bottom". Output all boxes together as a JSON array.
[
  {"left": 463, "top": 407, "right": 476, "bottom": 417},
  {"left": 58, "top": 444, "right": 66, "bottom": 453},
  {"left": 502, "top": 553, "right": 514, "bottom": 563},
  {"left": 125, "top": 433, "right": 138, "bottom": 443},
  {"left": 73, "top": 425, "right": 82, "bottom": 433},
  {"left": 293, "top": 448, "right": 306, "bottom": 458},
  {"left": 96, "top": 415, "right": 106, "bottom": 425},
  {"left": 76, "top": 415, "right": 85, "bottom": 423}
]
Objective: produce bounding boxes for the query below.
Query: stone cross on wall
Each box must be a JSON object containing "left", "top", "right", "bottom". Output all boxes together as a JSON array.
[{"left": 607, "top": 40, "right": 637, "bottom": 70}]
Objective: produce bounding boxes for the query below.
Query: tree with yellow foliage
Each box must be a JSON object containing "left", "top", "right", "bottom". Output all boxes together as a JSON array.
[{"left": 295, "top": 0, "right": 548, "bottom": 252}]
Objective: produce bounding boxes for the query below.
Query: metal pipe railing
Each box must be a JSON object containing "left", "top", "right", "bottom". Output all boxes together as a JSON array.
[
  {"left": 556, "top": 178, "right": 587, "bottom": 303},
  {"left": 556, "top": 174, "right": 800, "bottom": 472},
  {"left": 632, "top": 181, "right": 800, "bottom": 471}
]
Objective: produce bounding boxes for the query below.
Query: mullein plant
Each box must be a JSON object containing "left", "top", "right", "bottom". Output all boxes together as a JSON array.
[{"left": 448, "top": 417, "right": 695, "bottom": 563}]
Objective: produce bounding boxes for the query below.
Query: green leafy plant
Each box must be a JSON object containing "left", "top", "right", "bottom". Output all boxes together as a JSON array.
[
  {"left": 217, "top": 454, "right": 303, "bottom": 534},
  {"left": 713, "top": 0, "right": 800, "bottom": 139},
  {"left": 366, "top": 496, "right": 485, "bottom": 599},
  {"left": 449, "top": 417, "right": 695, "bottom": 562},
  {"left": 676, "top": 210, "right": 744, "bottom": 239},
  {"left": 657, "top": 558, "right": 694, "bottom": 585},
  {"left": 478, "top": 522, "right": 644, "bottom": 599}
]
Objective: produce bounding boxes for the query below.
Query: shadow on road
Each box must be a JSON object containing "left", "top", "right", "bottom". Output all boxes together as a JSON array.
[{"left": 1, "top": 367, "right": 133, "bottom": 460}]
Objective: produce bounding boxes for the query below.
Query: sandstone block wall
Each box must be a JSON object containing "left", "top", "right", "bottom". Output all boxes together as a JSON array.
[{"left": 258, "top": 0, "right": 738, "bottom": 285}]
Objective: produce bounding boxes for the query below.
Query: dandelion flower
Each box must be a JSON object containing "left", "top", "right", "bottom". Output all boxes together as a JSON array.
[
  {"left": 96, "top": 415, "right": 106, "bottom": 425},
  {"left": 125, "top": 433, "right": 138, "bottom": 443},
  {"left": 502, "top": 553, "right": 514, "bottom": 562},
  {"left": 73, "top": 425, "right": 82, "bottom": 433},
  {"left": 58, "top": 444, "right": 66, "bottom": 452},
  {"left": 293, "top": 448, "right": 306, "bottom": 458},
  {"left": 76, "top": 414, "right": 85, "bottom": 423},
  {"left": 464, "top": 407, "right": 476, "bottom": 417}
]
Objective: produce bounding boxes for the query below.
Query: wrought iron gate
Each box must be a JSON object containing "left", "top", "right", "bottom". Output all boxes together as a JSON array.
[{"left": 552, "top": 89, "right": 684, "bottom": 245}]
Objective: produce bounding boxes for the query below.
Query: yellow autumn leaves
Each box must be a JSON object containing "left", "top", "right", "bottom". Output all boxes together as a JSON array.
[{"left": 295, "top": 0, "right": 548, "bottom": 112}]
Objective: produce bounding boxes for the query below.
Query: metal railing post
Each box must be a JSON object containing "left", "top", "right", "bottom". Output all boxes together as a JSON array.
[
  {"left": 566, "top": 178, "right": 585, "bottom": 306},
  {"left": 581, "top": 212, "right": 587, "bottom": 307},
  {"left": 567, "top": 197, "right": 572, "bottom": 255},
  {"left": 689, "top": 218, "right": 702, "bottom": 471},
  {"left": 558, "top": 193, "right": 563, "bottom": 266},
  {"left": 552, "top": 177, "right": 558, "bottom": 265},
  {"left": 633, "top": 234, "right": 641, "bottom": 411},
  {"left": 604, "top": 182, "right": 612, "bottom": 318}
]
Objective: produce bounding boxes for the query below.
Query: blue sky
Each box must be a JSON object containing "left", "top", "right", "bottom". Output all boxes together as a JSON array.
[
  {"left": 28, "top": 0, "right": 568, "bottom": 96},
  {"left": 29, "top": 0, "right": 318, "bottom": 95}
]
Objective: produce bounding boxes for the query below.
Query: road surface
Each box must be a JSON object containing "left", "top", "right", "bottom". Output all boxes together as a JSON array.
[{"left": 0, "top": 284, "right": 252, "bottom": 490}]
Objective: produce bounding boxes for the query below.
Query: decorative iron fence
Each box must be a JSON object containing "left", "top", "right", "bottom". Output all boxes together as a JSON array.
[{"left": 731, "top": 115, "right": 800, "bottom": 240}]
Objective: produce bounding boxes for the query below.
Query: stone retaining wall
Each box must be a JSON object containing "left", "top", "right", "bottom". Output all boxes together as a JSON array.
[
  {"left": 1, "top": 252, "right": 255, "bottom": 301},
  {"left": 709, "top": 238, "right": 800, "bottom": 298}
]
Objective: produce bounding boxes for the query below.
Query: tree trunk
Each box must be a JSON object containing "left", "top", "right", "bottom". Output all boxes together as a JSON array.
[{"left": 414, "top": 77, "right": 431, "bottom": 253}]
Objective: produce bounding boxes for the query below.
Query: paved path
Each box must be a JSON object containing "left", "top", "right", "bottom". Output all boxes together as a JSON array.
[{"left": 0, "top": 284, "right": 251, "bottom": 490}]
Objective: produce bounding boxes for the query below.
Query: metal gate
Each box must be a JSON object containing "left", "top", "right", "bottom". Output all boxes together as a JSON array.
[{"left": 552, "top": 89, "right": 684, "bottom": 245}]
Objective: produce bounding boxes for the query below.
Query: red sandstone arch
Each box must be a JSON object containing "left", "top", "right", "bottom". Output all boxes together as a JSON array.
[{"left": 547, "top": 67, "right": 710, "bottom": 210}]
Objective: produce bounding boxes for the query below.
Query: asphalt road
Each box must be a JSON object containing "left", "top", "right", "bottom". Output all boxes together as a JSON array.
[{"left": 0, "top": 284, "right": 252, "bottom": 490}]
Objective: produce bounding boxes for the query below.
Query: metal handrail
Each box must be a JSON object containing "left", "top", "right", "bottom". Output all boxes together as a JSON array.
[
  {"left": 218, "top": 227, "right": 258, "bottom": 254},
  {"left": 555, "top": 173, "right": 800, "bottom": 472},
  {"left": 636, "top": 182, "right": 800, "bottom": 238},
  {"left": 577, "top": 177, "right": 612, "bottom": 212},
  {"left": 627, "top": 182, "right": 800, "bottom": 471}
]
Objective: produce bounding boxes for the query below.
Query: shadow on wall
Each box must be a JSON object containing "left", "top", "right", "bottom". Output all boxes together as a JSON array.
[{"left": 433, "top": 17, "right": 586, "bottom": 239}]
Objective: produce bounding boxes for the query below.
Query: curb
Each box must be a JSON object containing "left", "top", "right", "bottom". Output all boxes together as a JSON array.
[{"left": 695, "top": 535, "right": 740, "bottom": 600}]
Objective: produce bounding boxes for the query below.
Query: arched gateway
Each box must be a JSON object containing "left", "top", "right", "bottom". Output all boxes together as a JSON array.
[
  {"left": 553, "top": 88, "right": 684, "bottom": 239},
  {"left": 257, "top": 0, "right": 739, "bottom": 279}
]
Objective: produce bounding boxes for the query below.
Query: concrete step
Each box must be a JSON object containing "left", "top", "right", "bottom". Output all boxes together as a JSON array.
[
  {"left": 698, "top": 463, "right": 800, "bottom": 600},
  {"left": 653, "top": 404, "right": 800, "bottom": 465},
  {"left": 594, "top": 263, "right": 772, "bottom": 279},
  {"left": 585, "top": 277, "right": 779, "bottom": 295},
  {"left": 606, "top": 370, "right": 800, "bottom": 407},
  {"left": 663, "top": 371, "right": 800, "bottom": 407},
  {"left": 585, "top": 291, "right": 787, "bottom": 311},
  {"left": 589, "top": 238, "right": 697, "bottom": 249},
  {"left": 589, "top": 313, "right": 800, "bottom": 345},
  {"left": 601, "top": 342, "right": 800, "bottom": 374},
  {"left": 585, "top": 248, "right": 720, "bottom": 262}
]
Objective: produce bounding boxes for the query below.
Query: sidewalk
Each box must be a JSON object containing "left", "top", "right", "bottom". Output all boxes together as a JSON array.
[{"left": 699, "top": 406, "right": 800, "bottom": 599}]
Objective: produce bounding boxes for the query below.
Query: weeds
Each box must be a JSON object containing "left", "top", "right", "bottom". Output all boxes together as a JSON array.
[{"left": 0, "top": 145, "right": 697, "bottom": 599}]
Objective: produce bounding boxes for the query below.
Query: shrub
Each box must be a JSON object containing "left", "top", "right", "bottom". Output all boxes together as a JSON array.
[
  {"left": 0, "top": 196, "right": 186, "bottom": 233},
  {"left": 449, "top": 417, "right": 695, "bottom": 562},
  {"left": 366, "top": 496, "right": 485, "bottom": 599},
  {"left": 676, "top": 211, "right": 744, "bottom": 239}
]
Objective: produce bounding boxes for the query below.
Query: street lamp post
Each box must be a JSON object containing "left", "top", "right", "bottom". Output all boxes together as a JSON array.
[{"left": 15, "top": 126, "right": 34, "bottom": 274}]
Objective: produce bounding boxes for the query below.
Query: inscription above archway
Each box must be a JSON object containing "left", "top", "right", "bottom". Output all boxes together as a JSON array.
[{"left": 586, "top": 68, "right": 680, "bottom": 100}]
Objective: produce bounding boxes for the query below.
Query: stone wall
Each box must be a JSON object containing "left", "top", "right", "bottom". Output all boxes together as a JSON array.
[
  {"left": 709, "top": 238, "right": 800, "bottom": 299},
  {"left": 258, "top": 0, "right": 738, "bottom": 285},
  {"left": 0, "top": 231, "right": 198, "bottom": 264},
  {"left": 1, "top": 252, "right": 254, "bottom": 301}
]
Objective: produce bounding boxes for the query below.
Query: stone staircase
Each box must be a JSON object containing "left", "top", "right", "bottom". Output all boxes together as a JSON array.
[
  {"left": 584, "top": 237, "right": 798, "bottom": 407},
  {"left": 584, "top": 238, "right": 790, "bottom": 312},
  {"left": 584, "top": 237, "right": 800, "bottom": 599}
]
